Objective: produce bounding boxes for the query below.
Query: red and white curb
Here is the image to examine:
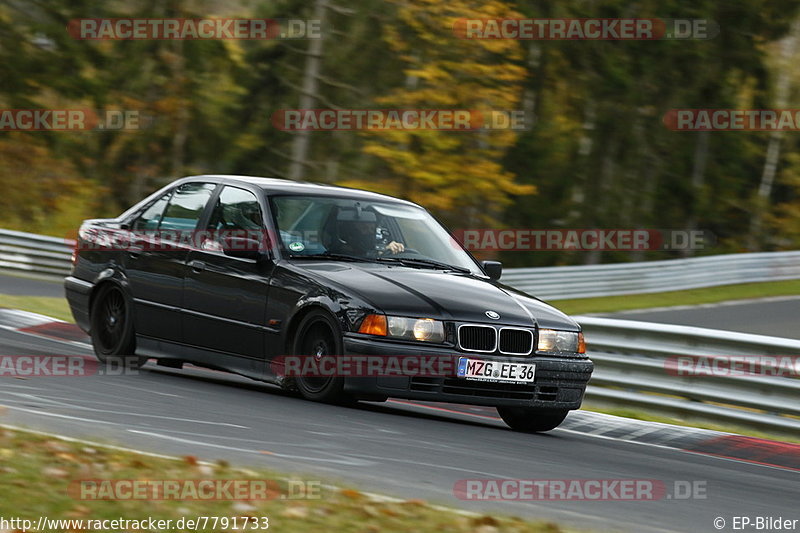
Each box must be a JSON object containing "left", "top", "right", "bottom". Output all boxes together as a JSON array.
[{"left": 0, "top": 309, "right": 90, "bottom": 346}]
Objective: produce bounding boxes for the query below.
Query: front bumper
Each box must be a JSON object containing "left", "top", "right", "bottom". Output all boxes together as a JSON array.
[{"left": 341, "top": 335, "right": 594, "bottom": 408}]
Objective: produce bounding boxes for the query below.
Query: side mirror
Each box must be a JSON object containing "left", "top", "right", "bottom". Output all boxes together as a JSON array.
[
  {"left": 481, "top": 260, "right": 502, "bottom": 281},
  {"left": 222, "top": 237, "right": 268, "bottom": 261}
]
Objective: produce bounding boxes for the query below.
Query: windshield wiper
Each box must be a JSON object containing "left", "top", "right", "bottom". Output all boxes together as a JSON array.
[
  {"left": 376, "top": 256, "right": 471, "bottom": 273},
  {"left": 289, "top": 252, "right": 376, "bottom": 263}
]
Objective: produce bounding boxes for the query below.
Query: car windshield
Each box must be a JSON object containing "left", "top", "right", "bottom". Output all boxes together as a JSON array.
[{"left": 270, "top": 195, "right": 482, "bottom": 275}]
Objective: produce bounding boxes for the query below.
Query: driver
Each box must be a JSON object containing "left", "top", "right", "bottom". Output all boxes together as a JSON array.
[
  {"left": 338, "top": 218, "right": 377, "bottom": 255},
  {"left": 328, "top": 208, "right": 405, "bottom": 256}
]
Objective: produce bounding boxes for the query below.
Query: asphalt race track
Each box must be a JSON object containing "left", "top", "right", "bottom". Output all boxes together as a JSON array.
[
  {"left": 605, "top": 296, "right": 800, "bottom": 340},
  {"left": 0, "top": 271, "right": 797, "bottom": 531},
  {"left": 0, "top": 272, "right": 65, "bottom": 297},
  {"left": 0, "top": 321, "right": 797, "bottom": 533}
]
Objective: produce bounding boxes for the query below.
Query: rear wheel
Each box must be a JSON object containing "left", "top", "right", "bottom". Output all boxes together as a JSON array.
[
  {"left": 90, "top": 284, "right": 146, "bottom": 369},
  {"left": 293, "top": 311, "right": 351, "bottom": 404},
  {"left": 496, "top": 406, "right": 569, "bottom": 432}
]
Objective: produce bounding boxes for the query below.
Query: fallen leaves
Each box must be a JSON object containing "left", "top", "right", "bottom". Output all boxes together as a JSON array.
[
  {"left": 340, "top": 488, "right": 363, "bottom": 499},
  {"left": 281, "top": 505, "right": 309, "bottom": 519},
  {"left": 42, "top": 440, "right": 70, "bottom": 453},
  {"left": 231, "top": 502, "right": 257, "bottom": 514},
  {"left": 41, "top": 466, "right": 69, "bottom": 478},
  {"left": 472, "top": 516, "right": 500, "bottom": 527},
  {"left": 55, "top": 452, "right": 80, "bottom": 464}
]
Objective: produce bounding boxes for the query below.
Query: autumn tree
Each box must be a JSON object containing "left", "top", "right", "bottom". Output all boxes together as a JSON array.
[{"left": 340, "top": 0, "right": 534, "bottom": 227}]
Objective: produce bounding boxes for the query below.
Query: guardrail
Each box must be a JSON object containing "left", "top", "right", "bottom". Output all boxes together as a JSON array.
[
  {"left": 4, "top": 228, "right": 800, "bottom": 300},
  {"left": 501, "top": 251, "right": 800, "bottom": 300},
  {"left": 0, "top": 229, "right": 74, "bottom": 277},
  {"left": 2, "top": 228, "right": 800, "bottom": 434},
  {"left": 578, "top": 316, "right": 800, "bottom": 435}
]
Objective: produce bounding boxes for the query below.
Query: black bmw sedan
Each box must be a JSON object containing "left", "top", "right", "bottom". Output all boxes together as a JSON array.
[{"left": 65, "top": 175, "right": 593, "bottom": 432}]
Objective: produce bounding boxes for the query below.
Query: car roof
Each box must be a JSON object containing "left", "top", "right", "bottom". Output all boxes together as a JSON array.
[{"left": 181, "top": 174, "right": 419, "bottom": 207}]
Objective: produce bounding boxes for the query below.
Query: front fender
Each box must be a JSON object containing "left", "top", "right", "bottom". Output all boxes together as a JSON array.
[{"left": 273, "top": 263, "right": 380, "bottom": 356}]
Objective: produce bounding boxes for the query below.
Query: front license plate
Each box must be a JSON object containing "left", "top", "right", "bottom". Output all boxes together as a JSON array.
[{"left": 457, "top": 357, "right": 535, "bottom": 383}]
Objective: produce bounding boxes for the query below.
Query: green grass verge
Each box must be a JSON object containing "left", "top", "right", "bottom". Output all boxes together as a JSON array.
[
  {"left": 0, "top": 426, "right": 565, "bottom": 533},
  {"left": 550, "top": 279, "right": 800, "bottom": 315},
  {"left": 0, "top": 294, "right": 74, "bottom": 323}
]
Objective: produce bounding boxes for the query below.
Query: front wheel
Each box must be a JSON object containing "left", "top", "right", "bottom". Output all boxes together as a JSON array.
[
  {"left": 496, "top": 406, "right": 569, "bottom": 432},
  {"left": 292, "top": 310, "right": 351, "bottom": 404},
  {"left": 90, "top": 284, "right": 146, "bottom": 369}
]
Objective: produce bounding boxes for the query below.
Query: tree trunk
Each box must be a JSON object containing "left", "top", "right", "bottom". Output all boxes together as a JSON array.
[
  {"left": 682, "top": 130, "right": 709, "bottom": 257},
  {"left": 288, "top": 0, "right": 329, "bottom": 181},
  {"left": 747, "top": 18, "right": 800, "bottom": 250}
]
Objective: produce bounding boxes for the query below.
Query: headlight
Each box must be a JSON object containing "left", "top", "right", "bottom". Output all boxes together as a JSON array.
[
  {"left": 359, "top": 314, "right": 445, "bottom": 343},
  {"left": 389, "top": 316, "right": 445, "bottom": 342},
  {"left": 537, "top": 329, "right": 584, "bottom": 353}
]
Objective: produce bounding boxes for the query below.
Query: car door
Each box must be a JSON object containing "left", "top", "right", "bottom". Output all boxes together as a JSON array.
[
  {"left": 181, "top": 185, "right": 274, "bottom": 375},
  {"left": 125, "top": 182, "right": 217, "bottom": 341}
]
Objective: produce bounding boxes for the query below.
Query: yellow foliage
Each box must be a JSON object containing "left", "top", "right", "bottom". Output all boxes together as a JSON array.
[
  {"left": 0, "top": 135, "right": 103, "bottom": 236},
  {"left": 352, "top": 0, "right": 534, "bottom": 225},
  {"left": 769, "top": 152, "right": 800, "bottom": 247}
]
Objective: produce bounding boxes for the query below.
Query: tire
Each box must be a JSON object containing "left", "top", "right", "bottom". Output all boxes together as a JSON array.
[
  {"left": 292, "top": 310, "right": 351, "bottom": 404},
  {"left": 90, "top": 284, "right": 146, "bottom": 369},
  {"left": 496, "top": 406, "right": 569, "bottom": 432}
]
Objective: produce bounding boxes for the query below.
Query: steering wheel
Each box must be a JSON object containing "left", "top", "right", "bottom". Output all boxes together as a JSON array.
[{"left": 391, "top": 247, "right": 421, "bottom": 256}]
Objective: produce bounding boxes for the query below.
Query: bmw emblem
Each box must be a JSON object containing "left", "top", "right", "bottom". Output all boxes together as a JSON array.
[{"left": 485, "top": 310, "right": 500, "bottom": 320}]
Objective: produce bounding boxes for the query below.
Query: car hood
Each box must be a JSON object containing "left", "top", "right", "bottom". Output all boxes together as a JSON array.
[{"left": 294, "top": 262, "right": 579, "bottom": 330}]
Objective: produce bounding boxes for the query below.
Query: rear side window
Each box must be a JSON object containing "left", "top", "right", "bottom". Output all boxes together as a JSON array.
[
  {"left": 159, "top": 183, "right": 216, "bottom": 231},
  {"left": 132, "top": 192, "right": 171, "bottom": 231}
]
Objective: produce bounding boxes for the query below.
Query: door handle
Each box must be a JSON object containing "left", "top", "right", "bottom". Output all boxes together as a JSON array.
[
  {"left": 189, "top": 260, "right": 206, "bottom": 272},
  {"left": 127, "top": 236, "right": 148, "bottom": 258}
]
